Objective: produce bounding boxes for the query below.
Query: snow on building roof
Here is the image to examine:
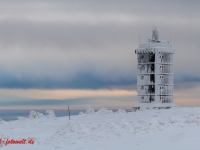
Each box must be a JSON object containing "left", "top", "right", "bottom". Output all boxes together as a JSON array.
[{"left": 136, "top": 40, "right": 175, "bottom": 54}]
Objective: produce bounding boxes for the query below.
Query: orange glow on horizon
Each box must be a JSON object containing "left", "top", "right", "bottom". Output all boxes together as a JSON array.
[{"left": 0, "top": 89, "right": 137, "bottom": 100}]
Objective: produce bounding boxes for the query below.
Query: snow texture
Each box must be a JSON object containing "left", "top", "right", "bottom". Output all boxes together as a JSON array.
[
  {"left": 16, "top": 110, "right": 56, "bottom": 121},
  {"left": 115, "top": 109, "right": 127, "bottom": 114},
  {"left": 2, "top": 107, "right": 200, "bottom": 150},
  {"left": 80, "top": 105, "right": 126, "bottom": 116},
  {"left": 0, "top": 118, "right": 5, "bottom": 124},
  {"left": 18, "top": 117, "right": 28, "bottom": 121},
  {"left": 29, "top": 111, "right": 45, "bottom": 119},
  {"left": 96, "top": 107, "right": 113, "bottom": 115},
  {"left": 84, "top": 104, "right": 94, "bottom": 114},
  {"left": 45, "top": 110, "right": 56, "bottom": 118},
  {"left": 79, "top": 111, "right": 84, "bottom": 115},
  {"left": 28, "top": 110, "right": 56, "bottom": 119}
]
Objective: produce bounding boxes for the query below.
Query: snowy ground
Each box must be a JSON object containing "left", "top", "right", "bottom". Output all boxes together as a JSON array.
[{"left": 1, "top": 107, "right": 200, "bottom": 150}]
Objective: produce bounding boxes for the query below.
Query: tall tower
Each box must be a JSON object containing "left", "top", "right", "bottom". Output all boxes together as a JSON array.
[{"left": 133, "top": 28, "right": 177, "bottom": 110}]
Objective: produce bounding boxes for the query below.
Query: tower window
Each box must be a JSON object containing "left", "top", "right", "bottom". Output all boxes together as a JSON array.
[
  {"left": 141, "top": 76, "right": 144, "bottom": 80},
  {"left": 141, "top": 86, "right": 144, "bottom": 90},
  {"left": 141, "top": 65, "right": 145, "bottom": 70},
  {"left": 142, "top": 96, "right": 144, "bottom": 99}
]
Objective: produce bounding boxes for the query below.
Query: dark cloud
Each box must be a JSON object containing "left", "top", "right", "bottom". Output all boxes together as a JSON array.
[
  {"left": 0, "top": 96, "right": 136, "bottom": 107},
  {"left": 0, "top": 71, "right": 136, "bottom": 89}
]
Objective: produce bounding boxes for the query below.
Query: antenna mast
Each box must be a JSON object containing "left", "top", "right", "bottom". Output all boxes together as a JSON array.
[{"left": 152, "top": 27, "right": 159, "bottom": 41}]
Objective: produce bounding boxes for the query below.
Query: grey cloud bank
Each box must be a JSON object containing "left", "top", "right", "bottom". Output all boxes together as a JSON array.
[{"left": 0, "top": 0, "right": 200, "bottom": 90}]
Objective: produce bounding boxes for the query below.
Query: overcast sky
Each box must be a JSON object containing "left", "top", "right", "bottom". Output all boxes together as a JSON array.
[{"left": 0, "top": 0, "right": 200, "bottom": 109}]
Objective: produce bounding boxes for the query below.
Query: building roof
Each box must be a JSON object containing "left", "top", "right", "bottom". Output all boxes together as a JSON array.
[{"left": 136, "top": 40, "right": 175, "bottom": 54}]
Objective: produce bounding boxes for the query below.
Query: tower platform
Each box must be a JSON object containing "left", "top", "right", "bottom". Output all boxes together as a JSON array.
[{"left": 133, "top": 103, "right": 179, "bottom": 111}]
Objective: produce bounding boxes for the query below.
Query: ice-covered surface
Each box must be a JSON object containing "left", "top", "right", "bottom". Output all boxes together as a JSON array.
[
  {"left": 45, "top": 110, "right": 56, "bottom": 118},
  {"left": 27, "top": 110, "right": 56, "bottom": 120},
  {"left": 29, "top": 111, "right": 45, "bottom": 119},
  {"left": 84, "top": 104, "right": 94, "bottom": 114},
  {"left": 17, "top": 117, "right": 28, "bottom": 121},
  {"left": 2, "top": 107, "right": 200, "bottom": 149},
  {"left": 0, "top": 118, "right": 6, "bottom": 124},
  {"left": 79, "top": 105, "right": 114, "bottom": 116}
]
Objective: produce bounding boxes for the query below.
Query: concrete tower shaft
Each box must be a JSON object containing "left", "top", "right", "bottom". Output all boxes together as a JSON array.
[{"left": 133, "top": 29, "right": 177, "bottom": 110}]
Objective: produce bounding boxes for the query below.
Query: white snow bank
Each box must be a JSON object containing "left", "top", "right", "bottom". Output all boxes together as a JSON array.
[
  {"left": 85, "top": 104, "right": 94, "bottom": 114},
  {"left": 46, "top": 110, "right": 56, "bottom": 118},
  {"left": 5, "top": 107, "right": 200, "bottom": 150},
  {"left": 29, "top": 110, "right": 56, "bottom": 119},
  {"left": 44, "top": 118, "right": 132, "bottom": 146},
  {"left": 43, "top": 109, "right": 200, "bottom": 147},
  {"left": 184, "top": 113, "right": 200, "bottom": 124},
  {"left": 18, "top": 116, "right": 28, "bottom": 121},
  {"left": 96, "top": 107, "right": 113, "bottom": 115},
  {"left": 0, "top": 118, "right": 6, "bottom": 124},
  {"left": 29, "top": 111, "right": 45, "bottom": 119},
  {"left": 17, "top": 110, "right": 56, "bottom": 121},
  {"left": 79, "top": 105, "right": 127, "bottom": 116},
  {"left": 115, "top": 109, "right": 127, "bottom": 114},
  {"left": 79, "top": 111, "right": 84, "bottom": 115}
]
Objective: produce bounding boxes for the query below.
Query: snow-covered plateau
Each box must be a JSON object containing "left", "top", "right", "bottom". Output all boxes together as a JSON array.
[{"left": 1, "top": 106, "right": 200, "bottom": 150}]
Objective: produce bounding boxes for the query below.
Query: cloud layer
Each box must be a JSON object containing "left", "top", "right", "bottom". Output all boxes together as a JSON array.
[
  {"left": 0, "top": 1, "right": 200, "bottom": 89},
  {"left": 0, "top": 0, "right": 199, "bottom": 113}
]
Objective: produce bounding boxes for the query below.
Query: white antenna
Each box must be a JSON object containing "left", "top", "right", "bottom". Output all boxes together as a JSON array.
[{"left": 152, "top": 27, "right": 158, "bottom": 41}]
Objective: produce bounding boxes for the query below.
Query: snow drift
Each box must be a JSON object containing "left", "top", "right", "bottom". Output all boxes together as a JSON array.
[
  {"left": 79, "top": 105, "right": 126, "bottom": 116},
  {"left": 17, "top": 110, "right": 56, "bottom": 121},
  {"left": 2, "top": 107, "right": 200, "bottom": 150}
]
